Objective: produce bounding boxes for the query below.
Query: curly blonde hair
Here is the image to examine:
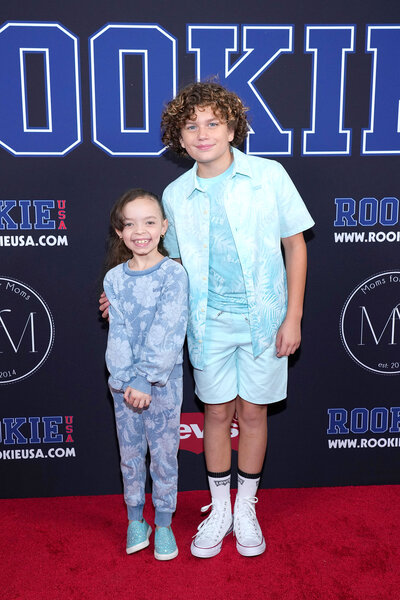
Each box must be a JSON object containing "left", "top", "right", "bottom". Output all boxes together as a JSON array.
[{"left": 161, "top": 81, "right": 249, "bottom": 156}]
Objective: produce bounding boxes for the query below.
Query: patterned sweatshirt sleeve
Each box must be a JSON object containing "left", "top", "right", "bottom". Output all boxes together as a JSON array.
[
  {"left": 129, "top": 264, "right": 188, "bottom": 395},
  {"left": 104, "top": 270, "right": 135, "bottom": 389}
]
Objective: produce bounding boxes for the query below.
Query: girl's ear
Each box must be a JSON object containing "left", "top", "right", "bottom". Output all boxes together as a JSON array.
[
  {"left": 161, "top": 218, "right": 168, "bottom": 237},
  {"left": 115, "top": 228, "right": 122, "bottom": 240}
]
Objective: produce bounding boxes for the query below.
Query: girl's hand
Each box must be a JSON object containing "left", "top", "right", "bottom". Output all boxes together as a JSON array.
[
  {"left": 124, "top": 387, "right": 151, "bottom": 409},
  {"left": 99, "top": 291, "right": 110, "bottom": 319},
  {"left": 276, "top": 317, "right": 301, "bottom": 357}
]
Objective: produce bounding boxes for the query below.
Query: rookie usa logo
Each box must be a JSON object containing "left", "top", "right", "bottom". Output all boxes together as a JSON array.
[
  {"left": 340, "top": 270, "right": 400, "bottom": 374},
  {"left": 1, "top": 22, "right": 400, "bottom": 157},
  {"left": 0, "top": 199, "right": 68, "bottom": 248},
  {"left": 0, "top": 277, "right": 54, "bottom": 384},
  {"left": 0, "top": 415, "right": 75, "bottom": 461},
  {"left": 334, "top": 197, "right": 400, "bottom": 244}
]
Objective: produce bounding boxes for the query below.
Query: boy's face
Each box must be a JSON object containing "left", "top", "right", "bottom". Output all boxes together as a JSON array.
[{"left": 179, "top": 105, "right": 234, "bottom": 175}]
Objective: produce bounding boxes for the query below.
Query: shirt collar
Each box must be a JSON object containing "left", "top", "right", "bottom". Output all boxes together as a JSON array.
[
  {"left": 188, "top": 161, "right": 203, "bottom": 197},
  {"left": 186, "top": 147, "right": 252, "bottom": 198},
  {"left": 231, "top": 147, "right": 252, "bottom": 178}
]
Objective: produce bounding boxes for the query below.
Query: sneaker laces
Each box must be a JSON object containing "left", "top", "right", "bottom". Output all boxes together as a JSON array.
[
  {"left": 193, "top": 500, "right": 230, "bottom": 542},
  {"left": 234, "top": 497, "right": 260, "bottom": 538}
]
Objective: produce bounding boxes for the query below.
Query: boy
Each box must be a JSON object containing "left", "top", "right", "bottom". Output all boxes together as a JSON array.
[
  {"left": 160, "top": 82, "right": 314, "bottom": 558},
  {"left": 101, "top": 81, "right": 314, "bottom": 558}
]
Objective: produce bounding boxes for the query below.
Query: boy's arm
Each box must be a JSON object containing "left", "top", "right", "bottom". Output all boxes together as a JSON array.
[
  {"left": 276, "top": 232, "right": 307, "bottom": 357},
  {"left": 99, "top": 290, "right": 110, "bottom": 319}
]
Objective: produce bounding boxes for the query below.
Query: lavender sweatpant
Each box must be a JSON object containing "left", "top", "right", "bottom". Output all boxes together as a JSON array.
[{"left": 110, "top": 377, "right": 182, "bottom": 527}]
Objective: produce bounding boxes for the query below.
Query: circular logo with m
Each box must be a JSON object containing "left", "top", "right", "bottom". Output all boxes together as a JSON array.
[
  {"left": 0, "top": 277, "right": 54, "bottom": 384},
  {"left": 340, "top": 271, "right": 400, "bottom": 375}
]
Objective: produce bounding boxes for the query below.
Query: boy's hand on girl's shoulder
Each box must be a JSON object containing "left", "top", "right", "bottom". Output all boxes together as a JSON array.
[
  {"left": 276, "top": 318, "right": 301, "bottom": 357},
  {"left": 124, "top": 387, "right": 152, "bottom": 409},
  {"left": 99, "top": 291, "right": 110, "bottom": 320}
]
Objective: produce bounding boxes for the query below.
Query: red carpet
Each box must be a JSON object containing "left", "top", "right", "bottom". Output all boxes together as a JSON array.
[{"left": 2, "top": 486, "right": 400, "bottom": 600}]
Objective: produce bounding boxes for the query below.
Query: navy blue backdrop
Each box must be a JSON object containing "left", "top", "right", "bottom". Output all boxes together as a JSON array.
[{"left": 1, "top": 0, "right": 400, "bottom": 498}]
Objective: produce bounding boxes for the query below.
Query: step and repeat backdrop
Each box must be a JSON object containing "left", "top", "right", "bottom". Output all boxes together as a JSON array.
[{"left": 1, "top": 0, "right": 400, "bottom": 498}]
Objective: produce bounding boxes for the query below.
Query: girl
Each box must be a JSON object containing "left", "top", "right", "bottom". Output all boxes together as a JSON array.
[{"left": 103, "top": 188, "right": 188, "bottom": 560}]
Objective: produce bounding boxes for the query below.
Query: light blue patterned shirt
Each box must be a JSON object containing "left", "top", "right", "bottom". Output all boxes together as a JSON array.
[
  {"left": 162, "top": 147, "right": 315, "bottom": 369},
  {"left": 198, "top": 163, "right": 248, "bottom": 313},
  {"left": 104, "top": 257, "right": 188, "bottom": 395}
]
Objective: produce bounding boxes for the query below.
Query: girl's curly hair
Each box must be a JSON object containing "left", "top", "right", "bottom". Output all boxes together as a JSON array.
[{"left": 161, "top": 81, "right": 249, "bottom": 156}]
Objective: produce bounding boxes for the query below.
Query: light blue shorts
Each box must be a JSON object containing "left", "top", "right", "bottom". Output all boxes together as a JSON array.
[{"left": 193, "top": 306, "right": 288, "bottom": 405}]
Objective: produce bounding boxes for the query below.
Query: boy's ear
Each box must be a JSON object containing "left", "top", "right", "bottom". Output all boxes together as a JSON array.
[
  {"left": 179, "top": 136, "right": 185, "bottom": 149},
  {"left": 228, "top": 127, "right": 234, "bottom": 143}
]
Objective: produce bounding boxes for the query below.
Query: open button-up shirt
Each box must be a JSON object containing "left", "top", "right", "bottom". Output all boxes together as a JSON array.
[{"left": 162, "top": 147, "right": 314, "bottom": 369}]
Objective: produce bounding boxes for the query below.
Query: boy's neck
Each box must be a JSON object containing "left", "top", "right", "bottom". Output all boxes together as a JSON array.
[{"left": 196, "top": 149, "right": 234, "bottom": 179}]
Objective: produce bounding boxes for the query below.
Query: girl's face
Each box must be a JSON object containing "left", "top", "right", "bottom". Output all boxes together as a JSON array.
[{"left": 116, "top": 196, "right": 167, "bottom": 261}]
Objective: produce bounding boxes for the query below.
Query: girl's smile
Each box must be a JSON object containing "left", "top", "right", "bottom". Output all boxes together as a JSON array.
[{"left": 116, "top": 196, "right": 168, "bottom": 270}]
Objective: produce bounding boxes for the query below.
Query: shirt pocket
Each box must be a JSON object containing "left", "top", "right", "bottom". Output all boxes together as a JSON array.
[{"left": 250, "top": 184, "right": 278, "bottom": 219}]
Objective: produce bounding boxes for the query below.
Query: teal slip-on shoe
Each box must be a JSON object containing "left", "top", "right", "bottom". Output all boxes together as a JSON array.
[
  {"left": 126, "top": 519, "right": 152, "bottom": 554},
  {"left": 154, "top": 526, "right": 178, "bottom": 561}
]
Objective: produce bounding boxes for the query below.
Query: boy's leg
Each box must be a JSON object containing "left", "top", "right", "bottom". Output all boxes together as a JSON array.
[
  {"left": 190, "top": 399, "right": 236, "bottom": 558},
  {"left": 235, "top": 398, "right": 268, "bottom": 474},
  {"left": 203, "top": 401, "right": 236, "bottom": 472},
  {"left": 191, "top": 310, "right": 246, "bottom": 558},
  {"left": 203, "top": 400, "right": 236, "bottom": 507},
  {"left": 233, "top": 398, "right": 268, "bottom": 557},
  {"left": 231, "top": 324, "right": 287, "bottom": 557}
]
